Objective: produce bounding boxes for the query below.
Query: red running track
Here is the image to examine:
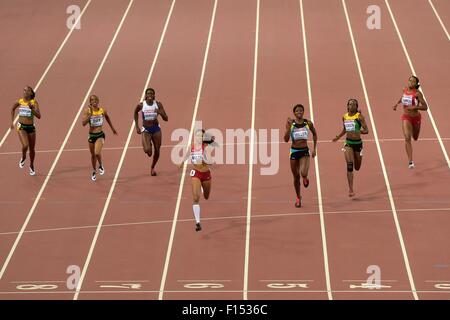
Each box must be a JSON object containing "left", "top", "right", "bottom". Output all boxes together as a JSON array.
[{"left": 0, "top": 0, "right": 448, "bottom": 300}]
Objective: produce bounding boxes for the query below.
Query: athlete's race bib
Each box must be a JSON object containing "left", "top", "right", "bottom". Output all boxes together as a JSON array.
[
  {"left": 143, "top": 110, "right": 157, "bottom": 121},
  {"left": 190, "top": 169, "right": 196, "bottom": 177},
  {"left": 190, "top": 152, "right": 203, "bottom": 165},
  {"left": 344, "top": 120, "right": 356, "bottom": 132},
  {"left": 292, "top": 127, "right": 308, "bottom": 140},
  {"left": 401, "top": 96, "right": 413, "bottom": 106},
  {"left": 90, "top": 115, "right": 104, "bottom": 127},
  {"left": 18, "top": 106, "right": 32, "bottom": 117}
]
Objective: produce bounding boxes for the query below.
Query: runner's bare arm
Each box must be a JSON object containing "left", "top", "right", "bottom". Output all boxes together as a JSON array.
[
  {"left": 309, "top": 120, "right": 318, "bottom": 157},
  {"left": 415, "top": 91, "right": 428, "bottom": 111},
  {"left": 104, "top": 109, "right": 118, "bottom": 134},
  {"left": 359, "top": 114, "right": 369, "bottom": 134},
  {"left": 157, "top": 102, "right": 168, "bottom": 121},
  {"left": 10, "top": 101, "right": 20, "bottom": 129},
  {"left": 134, "top": 103, "right": 143, "bottom": 134},
  {"left": 30, "top": 100, "right": 41, "bottom": 119},
  {"left": 284, "top": 117, "right": 293, "bottom": 142},
  {"left": 81, "top": 108, "right": 91, "bottom": 126}
]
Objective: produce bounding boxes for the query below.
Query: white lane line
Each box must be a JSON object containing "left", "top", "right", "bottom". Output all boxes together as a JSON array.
[
  {"left": 428, "top": 0, "right": 450, "bottom": 41},
  {"left": 243, "top": 0, "right": 259, "bottom": 301},
  {"left": 300, "top": 0, "right": 332, "bottom": 300},
  {"left": 1, "top": 207, "right": 449, "bottom": 237},
  {"left": 2, "top": 137, "right": 449, "bottom": 156},
  {"left": 0, "top": 0, "right": 92, "bottom": 148},
  {"left": 385, "top": 0, "right": 450, "bottom": 169},
  {"left": 0, "top": 1, "right": 134, "bottom": 281},
  {"left": 259, "top": 279, "right": 314, "bottom": 282},
  {"left": 157, "top": 0, "right": 218, "bottom": 301},
  {"left": 73, "top": 0, "right": 176, "bottom": 301},
  {"left": 342, "top": 0, "right": 418, "bottom": 300},
  {"left": 11, "top": 281, "right": 66, "bottom": 283}
]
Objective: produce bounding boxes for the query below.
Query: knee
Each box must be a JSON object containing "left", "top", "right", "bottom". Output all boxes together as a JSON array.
[
  {"left": 293, "top": 173, "right": 300, "bottom": 182},
  {"left": 204, "top": 193, "right": 210, "bottom": 200},
  {"left": 95, "top": 152, "right": 101, "bottom": 157},
  {"left": 347, "top": 162, "right": 354, "bottom": 172},
  {"left": 404, "top": 136, "right": 412, "bottom": 143},
  {"left": 144, "top": 148, "right": 152, "bottom": 155},
  {"left": 193, "top": 196, "right": 200, "bottom": 204},
  {"left": 22, "top": 144, "right": 29, "bottom": 151},
  {"left": 354, "top": 164, "right": 361, "bottom": 171}
]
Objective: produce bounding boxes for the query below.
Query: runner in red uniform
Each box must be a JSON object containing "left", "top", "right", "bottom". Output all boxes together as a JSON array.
[
  {"left": 392, "top": 76, "right": 427, "bottom": 169},
  {"left": 179, "top": 129, "right": 215, "bottom": 231}
]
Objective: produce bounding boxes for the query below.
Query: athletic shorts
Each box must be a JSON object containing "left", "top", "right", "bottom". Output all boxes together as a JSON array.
[
  {"left": 142, "top": 124, "right": 161, "bottom": 134},
  {"left": 17, "top": 123, "right": 35, "bottom": 134},
  {"left": 290, "top": 147, "right": 310, "bottom": 160},
  {"left": 401, "top": 113, "right": 421, "bottom": 126},
  {"left": 344, "top": 138, "right": 363, "bottom": 153},
  {"left": 190, "top": 169, "right": 211, "bottom": 182},
  {"left": 88, "top": 131, "right": 105, "bottom": 144}
]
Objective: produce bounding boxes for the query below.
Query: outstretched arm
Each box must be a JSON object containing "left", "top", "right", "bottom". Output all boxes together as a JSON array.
[{"left": 332, "top": 126, "right": 346, "bottom": 142}]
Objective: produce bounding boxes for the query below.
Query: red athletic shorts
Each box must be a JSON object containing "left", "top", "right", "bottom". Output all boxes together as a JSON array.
[
  {"left": 401, "top": 113, "right": 421, "bottom": 126},
  {"left": 190, "top": 169, "right": 211, "bottom": 182}
]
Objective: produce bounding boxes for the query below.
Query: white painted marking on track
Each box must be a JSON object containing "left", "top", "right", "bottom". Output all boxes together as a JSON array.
[
  {"left": 428, "top": 0, "right": 450, "bottom": 41},
  {"left": 177, "top": 280, "right": 230, "bottom": 282},
  {"left": 342, "top": 0, "right": 418, "bottom": 300},
  {"left": 0, "top": 1, "right": 132, "bottom": 282},
  {"left": 299, "top": 0, "right": 332, "bottom": 301},
  {"left": 0, "top": 0, "right": 92, "bottom": 148},
  {"left": 158, "top": 0, "right": 218, "bottom": 301},
  {"left": 243, "top": 0, "right": 259, "bottom": 302},
  {"left": 2, "top": 137, "right": 450, "bottom": 156},
  {"left": 73, "top": 0, "right": 176, "bottom": 301},
  {"left": 385, "top": 0, "right": 450, "bottom": 169},
  {"left": 1, "top": 207, "right": 449, "bottom": 237}
]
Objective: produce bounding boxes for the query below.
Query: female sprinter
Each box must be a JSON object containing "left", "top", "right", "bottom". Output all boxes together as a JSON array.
[
  {"left": 134, "top": 88, "right": 168, "bottom": 176},
  {"left": 332, "top": 99, "right": 369, "bottom": 197},
  {"left": 81, "top": 95, "right": 117, "bottom": 181},
  {"left": 179, "top": 129, "right": 215, "bottom": 232},
  {"left": 284, "top": 104, "right": 317, "bottom": 208},
  {"left": 10, "top": 86, "right": 41, "bottom": 176},
  {"left": 392, "top": 76, "right": 427, "bottom": 169}
]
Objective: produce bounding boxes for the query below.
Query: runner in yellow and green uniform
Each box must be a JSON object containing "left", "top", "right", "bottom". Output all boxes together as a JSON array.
[
  {"left": 332, "top": 99, "right": 369, "bottom": 197},
  {"left": 81, "top": 95, "right": 117, "bottom": 181},
  {"left": 10, "top": 86, "right": 41, "bottom": 176}
]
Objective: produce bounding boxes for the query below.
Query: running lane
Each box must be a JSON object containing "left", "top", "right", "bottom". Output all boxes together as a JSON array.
[
  {"left": 0, "top": 0, "right": 134, "bottom": 300},
  {"left": 0, "top": 0, "right": 87, "bottom": 133},
  {"left": 77, "top": 0, "right": 217, "bottom": 300},
  {"left": 390, "top": 0, "right": 450, "bottom": 156},
  {"left": 247, "top": 0, "right": 327, "bottom": 300},
  {"left": 346, "top": 0, "right": 450, "bottom": 299},
  {"left": 304, "top": 0, "right": 414, "bottom": 299},
  {"left": 161, "top": 0, "right": 256, "bottom": 300}
]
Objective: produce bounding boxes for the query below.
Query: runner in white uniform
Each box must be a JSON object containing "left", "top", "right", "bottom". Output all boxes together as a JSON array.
[{"left": 134, "top": 88, "right": 168, "bottom": 176}]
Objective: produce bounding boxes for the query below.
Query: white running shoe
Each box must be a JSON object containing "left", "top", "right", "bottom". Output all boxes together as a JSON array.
[
  {"left": 91, "top": 171, "right": 97, "bottom": 181},
  {"left": 19, "top": 158, "right": 25, "bottom": 168},
  {"left": 408, "top": 161, "right": 415, "bottom": 169},
  {"left": 29, "top": 167, "right": 35, "bottom": 176},
  {"left": 99, "top": 165, "right": 105, "bottom": 175}
]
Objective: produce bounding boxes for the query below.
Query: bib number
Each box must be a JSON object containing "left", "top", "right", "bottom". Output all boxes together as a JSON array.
[
  {"left": 344, "top": 120, "right": 356, "bottom": 132},
  {"left": 18, "top": 106, "right": 32, "bottom": 117},
  {"left": 293, "top": 128, "right": 308, "bottom": 140},
  {"left": 190, "top": 169, "right": 196, "bottom": 177},
  {"left": 90, "top": 115, "right": 103, "bottom": 127},
  {"left": 401, "top": 96, "right": 413, "bottom": 106}
]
